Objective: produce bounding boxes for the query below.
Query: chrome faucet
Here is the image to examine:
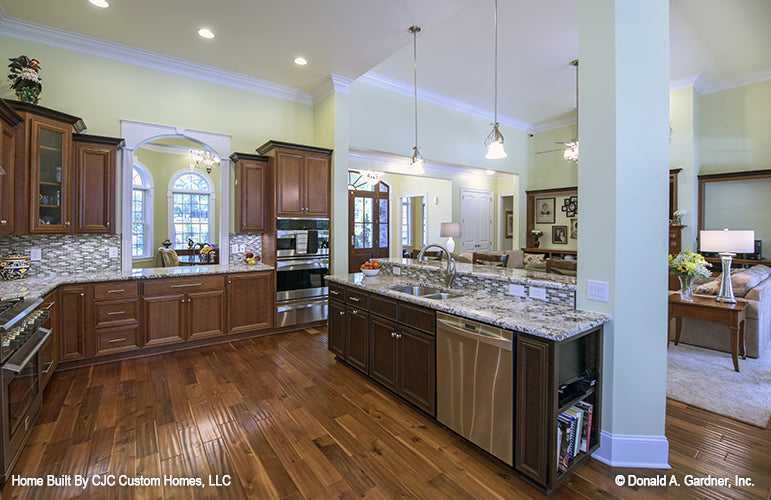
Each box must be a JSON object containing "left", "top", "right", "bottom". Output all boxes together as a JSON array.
[{"left": 416, "top": 244, "right": 457, "bottom": 288}]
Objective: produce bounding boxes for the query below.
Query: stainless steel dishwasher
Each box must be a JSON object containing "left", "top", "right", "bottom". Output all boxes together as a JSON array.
[{"left": 436, "top": 312, "right": 513, "bottom": 466}]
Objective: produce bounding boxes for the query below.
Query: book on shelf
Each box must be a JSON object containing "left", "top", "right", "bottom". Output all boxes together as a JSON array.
[
  {"left": 557, "top": 414, "right": 572, "bottom": 473},
  {"left": 564, "top": 406, "right": 584, "bottom": 459},
  {"left": 575, "top": 400, "right": 594, "bottom": 453}
]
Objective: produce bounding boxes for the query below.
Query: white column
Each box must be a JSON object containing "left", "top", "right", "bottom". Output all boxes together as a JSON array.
[
  {"left": 121, "top": 147, "right": 134, "bottom": 273},
  {"left": 577, "top": 0, "right": 671, "bottom": 467},
  {"left": 219, "top": 158, "right": 230, "bottom": 265}
]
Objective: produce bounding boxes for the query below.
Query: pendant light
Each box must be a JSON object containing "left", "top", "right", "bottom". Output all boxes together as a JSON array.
[
  {"left": 484, "top": 0, "right": 506, "bottom": 160},
  {"left": 560, "top": 59, "right": 579, "bottom": 163},
  {"left": 409, "top": 26, "right": 425, "bottom": 174}
]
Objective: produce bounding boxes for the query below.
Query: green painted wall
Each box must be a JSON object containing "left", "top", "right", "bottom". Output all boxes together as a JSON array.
[
  {"left": 529, "top": 124, "right": 579, "bottom": 190},
  {"left": 132, "top": 148, "right": 220, "bottom": 268}
]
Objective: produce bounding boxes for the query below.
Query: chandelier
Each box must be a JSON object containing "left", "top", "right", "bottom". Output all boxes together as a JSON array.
[
  {"left": 188, "top": 149, "right": 218, "bottom": 174},
  {"left": 359, "top": 170, "right": 384, "bottom": 186},
  {"left": 484, "top": 0, "right": 506, "bottom": 160},
  {"left": 559, "top": 59, "right": 579, "bottom": 164}
]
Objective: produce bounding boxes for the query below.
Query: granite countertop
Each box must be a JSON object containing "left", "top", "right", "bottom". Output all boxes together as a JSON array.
[
  {"left": 0, "top": 263, "right": 274, "bottom": 300},
  {"left": 327, "top": 273, "right": 609, "bottom": 341},
  {"left": 384, "top": 258, "right": 577, "bottom": 291}
]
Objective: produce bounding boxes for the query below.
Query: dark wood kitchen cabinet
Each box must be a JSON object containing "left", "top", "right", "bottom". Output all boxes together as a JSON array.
[
  {"left": 142, "top": 275, "right": 226, "bottom": 347},
  {"left": 515, "top": 327, "right": 603, "bottom": 494},
  {"left": 8, "top": 102, "right": 85, "bottom": 234},
  {"left": 256, "top": 140, "right": 332, "bottom": 218},
  {"left": 38, "top": 291, "right": 59, "bottom": 390},
  {"left": 227, "top": 271, "right": 275, "bottom": 334},
  {"left": 230, "top": 152, "right": 270, "bottom": 233},
  {"left": 72, "top": 134, "right": 123, "bottom": 233},
  {"left": 59, "top": 284, "right": 89, "bottom": 361},
  {"left": 328, "top": 282, "right": 436, "bottom": 416},
  {"left": 0, "top": 100, "right": 22, "bottom": 235},
  {"left": 91, "top": 281, "right": 141, "bottom": 356}
]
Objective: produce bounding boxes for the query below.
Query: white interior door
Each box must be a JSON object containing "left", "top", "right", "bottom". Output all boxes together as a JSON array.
[{"left": 460, "top": 188, "right": 493, "bottom": 253}]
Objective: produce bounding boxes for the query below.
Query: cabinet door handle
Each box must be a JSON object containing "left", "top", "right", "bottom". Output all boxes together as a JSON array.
[
  {"left": 106, "top": 222, "right": 110, "bottom": 227},
  {"left": 351, "top": 309, "right": 358, "bottom": 315},
  {"left": 107, "top": 311, "right": 125, "bottom": 316},
  {"left": 349, "top": 297, "right": 361, "bottom": 302},
  {"left": 391, "top": 332, "right": 397, "bottom": 338},
  {"left": 65, "top": 222, "right": 71, "bottom": 227},
  {"left": 329, "top": 290, "right": 340, "bottom": 296},
  {"left": 107, "top": 289, "right": 125, "bottom": 294},
  {"left": 80, "top": 293, "right": 84, "bottom": 297},
  {"left": 108, "top": 337, "right": 127, "bottom": 343},
  {"left": 338, "top": 311, "right": 345, "bottom": 316},
  {"left": 170, "top": 283, "right": 202, "bottom": 288},
  {"left": 45, "top": 301, "right": 56, "bottom": 310},
  {"left": 41, "top": 361, "right": 54, "bottom": 374},
  {"left": 0, "top": 220, "right": 6, "bottom": 225}
]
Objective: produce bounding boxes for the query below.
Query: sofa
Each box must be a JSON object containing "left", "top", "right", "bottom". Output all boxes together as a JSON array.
[{"left": 673, "top": 264, "right": 771, "bottom": 358}]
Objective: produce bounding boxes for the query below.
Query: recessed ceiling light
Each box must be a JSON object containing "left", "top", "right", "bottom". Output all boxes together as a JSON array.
[
  {"left": 88, "top": 0, "right": 109, "bottom": 7},
  {"left": 197, "top": 28, "right": 215, "bottom": 39},
  {"left": 294, "top": 57, "right": 308, "bottom": 66},
  {"left": 486, "top": 170, "right": 496, "bottom": 176}
]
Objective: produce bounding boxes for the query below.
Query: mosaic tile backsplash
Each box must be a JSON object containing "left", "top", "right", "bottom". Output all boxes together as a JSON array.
[
  {"left": 228, "top": 233, "right": 263, "bottom": 265},
  {"left": 0, "top": 234, "right": 122, "bottom": 278}
]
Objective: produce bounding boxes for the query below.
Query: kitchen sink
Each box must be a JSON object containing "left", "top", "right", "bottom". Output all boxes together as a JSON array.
[
  {"left": 423, "top": 292, "right": 463, "bottom": 300},
  {"left": 387, "top": 285, "right": 462, "bottom": 300},
  {"left": 387, "top": 284, "right": 444, "bottom": 296}
]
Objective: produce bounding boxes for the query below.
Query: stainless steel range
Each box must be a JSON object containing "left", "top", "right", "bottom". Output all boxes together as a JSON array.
[
  {"left": 0, "top": 296, "right": 51, "bottom": 482},
  {"left": 276, "top": 218, "right": 330, "bottom": 327}
]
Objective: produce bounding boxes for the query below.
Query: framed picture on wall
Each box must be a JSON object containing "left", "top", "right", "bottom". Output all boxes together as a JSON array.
[
  {"left": 535, "top": 197, "right": 555, "bottom": 224},
  {"left": 570, "top": 219, "right": 578, "bottom": 239},
  {"left": 553, "top": 225, "right": 568, "bottom": 244},
  {"left": 505, "top": 210, "right": 514, "bottom": 238}
]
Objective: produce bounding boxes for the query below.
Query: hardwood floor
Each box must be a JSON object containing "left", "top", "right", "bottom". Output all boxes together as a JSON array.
[{"left": 2, "top": 326, "right": 769, "bottom": 499}]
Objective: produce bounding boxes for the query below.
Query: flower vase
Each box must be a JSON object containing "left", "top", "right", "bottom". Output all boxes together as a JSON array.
[
  {"left": 533, "top": 239, "right": 540, "bottom": 248},
  {"left": 678, "top": 275, "right": 694, "bottom": 302}
]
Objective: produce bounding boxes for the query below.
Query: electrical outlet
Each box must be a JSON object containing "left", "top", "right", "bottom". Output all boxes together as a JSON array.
[
  {"left": 239, "top": 244, "right": 246, "bottom": 253},
  {"left": 529, "top": 286, "right": 547, "bottom": 300},
  {"left": 393, "top": 266, "right": 402, "bottom": 276},
  {"left": 507, "top": 284, "right": 525, "bottom": 297},
  {"left": 587, "top": 280, "right": 609, "bottom": 302},
  {"left": 108, "top": 247, "right": 119, "bottom": 258},
  {"left": 30, "top": 248, "right": 42, "bottom": 261},
  {"left": 231, "top": 245, "right": 239, "bottom": 254}
]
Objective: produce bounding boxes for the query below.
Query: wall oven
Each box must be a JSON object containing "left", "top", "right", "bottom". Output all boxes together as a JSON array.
[
  {"left": 1, "top": 297, "right": 50, "bottom": 482},
  {"left": 276, "top": 218, "right": 330, "bottom": 327}
]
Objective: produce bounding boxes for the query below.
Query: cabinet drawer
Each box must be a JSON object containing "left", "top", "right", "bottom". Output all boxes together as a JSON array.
[
  {"left": 142, "top": 275, "right": 225, "bottom": 295},
  {"left": 345, "top": 288, "right": 369, "bottom": 309},
  {"left": 328, "top": 283, "right": 345, "bottom": 302},
  {"left": 93, "top": 281, "right": 139, "bottom": 300},
  {"left": 95, "top": 324, "right": 141, "bottom": 354},
  {"left": 94, "top": 299, "right": 139, "bottom": 327},
  {"left": 370, "top": 294, "right": 398, "bottom": 319},
  {"left": 399, "top": 303, "right": 435, "bottom": 335}
]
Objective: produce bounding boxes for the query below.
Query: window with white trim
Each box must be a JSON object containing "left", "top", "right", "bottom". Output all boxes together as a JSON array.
[
  {"left": 131, "top": 164, "right": 153, "bottom": 258},
  {"left": 168, "top": 171, "right": 215, "bottom": 247}
]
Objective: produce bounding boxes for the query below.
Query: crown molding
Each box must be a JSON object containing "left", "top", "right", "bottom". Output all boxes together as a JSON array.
[
  {"left": 669, "top": 73, "right": 702, "bottom": 92},
  {"left": 358, "top": 72, "right": 534, "bottom": 133},
  {"left": 0, "top": 15, "right": 313, "bottom": 105},
  {"left": 530, "top": 116, "right": 576, "bottom": 134},
  {"left": 699, "top": 67, "right": 771, "bottom": 95},
  {"left": 310, "top": 73, "right": 353, "bottom": 103},
  {"left": 348, "top": 148, "right": 508, "bottom": 179}
]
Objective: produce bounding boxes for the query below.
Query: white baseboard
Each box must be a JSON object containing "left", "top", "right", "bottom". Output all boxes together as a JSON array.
[{"left": 591, "top": 430, "right": 671, "bottom": 469}]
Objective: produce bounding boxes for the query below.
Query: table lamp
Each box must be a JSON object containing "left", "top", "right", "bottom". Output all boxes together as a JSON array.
[
  {"left": 440, "top": 222, "right": 461, "bottom": 254},
  {"left": 700, "top": 229, "right": 755, "bottom": 303}
]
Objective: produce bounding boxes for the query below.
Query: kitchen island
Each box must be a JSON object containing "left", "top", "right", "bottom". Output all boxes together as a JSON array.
[{"left": 326, "top": 265, "right": 610, "bottom": 495}]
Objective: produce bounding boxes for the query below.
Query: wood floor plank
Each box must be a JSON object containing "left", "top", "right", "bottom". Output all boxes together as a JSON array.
[{"left": 2, "top": 328, "right": 768, "bottom": 500}]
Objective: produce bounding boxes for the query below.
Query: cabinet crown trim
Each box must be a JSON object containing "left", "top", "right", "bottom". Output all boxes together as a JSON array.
[
  {"left": 5, "top": 99, "right": 86, "bottom": 133},
  {"left": 256, "top": 140, "right": 333, "bottom": 156}
]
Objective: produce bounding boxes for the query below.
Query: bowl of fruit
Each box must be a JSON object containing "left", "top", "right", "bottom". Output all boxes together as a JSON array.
[
  {"left": 360, "top": 259, "right": 381, "bottom": 276},
  {"left": 244, "top": 252, "right": 260, "bottom": 265}
]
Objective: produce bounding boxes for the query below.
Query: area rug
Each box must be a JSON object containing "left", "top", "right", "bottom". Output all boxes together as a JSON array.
[{"left": 667, "top": 343, "right": 771, "bottom": 428}]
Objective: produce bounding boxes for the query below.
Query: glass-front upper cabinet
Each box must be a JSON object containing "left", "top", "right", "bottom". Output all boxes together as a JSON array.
[{"left": 29, "top": 116, "right": 73, "bottom": 233}]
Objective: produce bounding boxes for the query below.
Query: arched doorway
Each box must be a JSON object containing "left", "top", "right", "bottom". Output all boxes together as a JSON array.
[{"left": 119, "top": 120, "right": 231, "bottom": 272}]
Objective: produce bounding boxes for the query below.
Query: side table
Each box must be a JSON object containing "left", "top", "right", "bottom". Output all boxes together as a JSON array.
[{"left": 668, "top": 293, "right": 748, "bottom": 372}]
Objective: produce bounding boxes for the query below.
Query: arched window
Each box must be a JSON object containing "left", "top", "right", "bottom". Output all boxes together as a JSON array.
[
  {"left": 132, "top": 163, "right": 153, "bottom": 258},
  {"left": 168, "top": 170, "right": 215, "bottom": 247}
]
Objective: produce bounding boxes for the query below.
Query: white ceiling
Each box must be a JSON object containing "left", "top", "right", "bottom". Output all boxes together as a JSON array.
[{"left": 1, "top": 0, "right": 769, "bottom": 127}]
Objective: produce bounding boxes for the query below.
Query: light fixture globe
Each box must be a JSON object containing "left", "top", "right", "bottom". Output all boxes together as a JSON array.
[
  {"left": 411, "top": 146, "right": 425, "bottom": 174},
  {"left": 563, "top": 140, "right": 579, "bottom": 162},
  {"left": 484, "top": 123, "right": 507, "bottom": 159}
]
